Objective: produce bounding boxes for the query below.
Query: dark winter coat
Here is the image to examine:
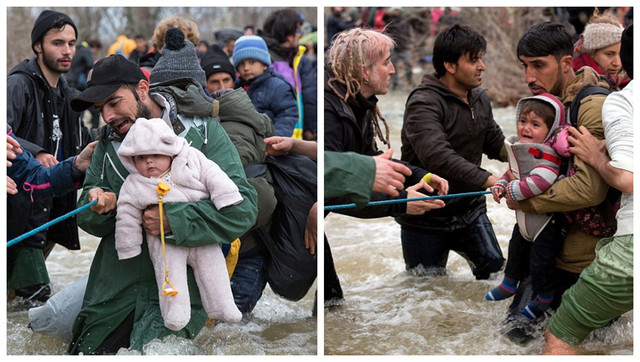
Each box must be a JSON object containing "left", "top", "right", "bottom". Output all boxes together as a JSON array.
[
  {"left": 324, "top": 68, "right": 428, "bottom": 218},
  {"left": 396, "top": 72, "right": 506, "bottom": 231},
  {"left": 65, "top": 44, "right": 94, "bottom": 90},
  {"left": 235, "top": 67, "right": 298, "bottom": 137},
  {"left": 7, "top": 57, "right": 90, "bottom": 250}
]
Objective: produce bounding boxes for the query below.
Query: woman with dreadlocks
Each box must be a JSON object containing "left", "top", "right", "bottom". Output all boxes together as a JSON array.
[{"left": 324, "top": 27, "right": 449, "bottom": 305}]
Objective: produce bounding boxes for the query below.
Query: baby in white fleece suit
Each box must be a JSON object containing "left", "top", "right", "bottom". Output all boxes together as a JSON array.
[{"left": 115, "top": 117, "right": 242, "bottom": 330}]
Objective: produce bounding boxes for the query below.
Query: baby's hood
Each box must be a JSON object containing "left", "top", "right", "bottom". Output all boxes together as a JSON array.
[
  {"left": 117, "top": 117, "right": 189, "bottom": 173},
  {"left": 515, "top": 92, "right": 566, "bottom": 144}
]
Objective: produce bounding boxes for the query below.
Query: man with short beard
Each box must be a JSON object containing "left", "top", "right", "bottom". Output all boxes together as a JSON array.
[
  {"left": 7, "top": 9, "right": 90, "bottom": 303},
  {"left": 66, "top": 54, "right": 257, "bottom": 354}
]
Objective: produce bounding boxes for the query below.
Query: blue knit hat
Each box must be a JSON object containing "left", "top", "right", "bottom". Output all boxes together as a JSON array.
[{"left": 232, "top": 35, "right": 271, "bottom": 68}]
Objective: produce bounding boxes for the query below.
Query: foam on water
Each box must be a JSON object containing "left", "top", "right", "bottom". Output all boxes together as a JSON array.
[{"left": 7, "top": 230, "right": 317, "bottom": 355}]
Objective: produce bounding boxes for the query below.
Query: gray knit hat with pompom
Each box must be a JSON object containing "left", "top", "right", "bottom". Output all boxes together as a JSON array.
[{"left": 150, "top": 27, "right": 207, "bottom": 87}]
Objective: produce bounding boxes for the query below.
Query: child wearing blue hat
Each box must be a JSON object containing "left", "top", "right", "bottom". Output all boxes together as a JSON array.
[{"left": 232, "top": 35, "right": 298, "bottom": 137}]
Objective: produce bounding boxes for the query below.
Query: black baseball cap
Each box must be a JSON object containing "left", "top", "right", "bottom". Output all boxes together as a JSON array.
[{"left": 70, "top": 55, "right": 146, "bottom": 112}]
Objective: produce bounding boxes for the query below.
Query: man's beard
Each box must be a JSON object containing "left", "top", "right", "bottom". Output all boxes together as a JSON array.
[
  {"left": 41, "top": 47, "right": 72, "bottom": 75},
  {"left": 112, "top": 100, "right": 152, "bottom": 137},
  {"left": 136, "top": 100, "right": 152, "bottom": 119}
]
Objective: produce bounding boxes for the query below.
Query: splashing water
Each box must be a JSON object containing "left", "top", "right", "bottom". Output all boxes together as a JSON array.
[{"left": 324, "top": 92, "right": 633, "bottom": 355}]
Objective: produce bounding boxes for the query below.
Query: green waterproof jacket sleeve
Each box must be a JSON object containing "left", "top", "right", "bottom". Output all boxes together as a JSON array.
[
  {"left": 325, "top": 151, "right": 375, "bottom": 208},
  {"left": 164, "top": 120, "right": 258, "bottom": 247},
  {"left": 77, "top": 136, "right": 124, "bottom": 237}
]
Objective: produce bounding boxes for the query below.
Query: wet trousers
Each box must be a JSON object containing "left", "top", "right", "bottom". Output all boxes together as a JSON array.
[
  {"left": 504, "top": 214, "right": 567, "bottom": 295},
  {"left": 547, "top": 234, "right": 633, "bottom": 345},
  {"left": 400, "top": 213, "right": 504, "bottom": 279}
]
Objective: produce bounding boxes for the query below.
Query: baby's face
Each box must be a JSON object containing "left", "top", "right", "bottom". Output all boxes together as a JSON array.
[
  {"left": 237, "top": 59, "right": 267, "bottom": 81},
  {"left": 517, "top": 111, "right": 549, "bottom": 144},
  {"left": 134, "top": 154, "right": 172, "bottom": 177}
]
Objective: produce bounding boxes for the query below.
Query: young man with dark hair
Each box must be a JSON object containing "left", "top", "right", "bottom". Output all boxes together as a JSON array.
[
  {"left": 398, "top": 24, "right": 507, "bottom": 280},
  {"left": 7, "top": 9, "right": 90, "bottom": 303},
  {"left": 510, "top": 22, "right": 613, "bottom": 322},
  {"left": 525, "top": 24, "right": 633, "bottom": 354}
]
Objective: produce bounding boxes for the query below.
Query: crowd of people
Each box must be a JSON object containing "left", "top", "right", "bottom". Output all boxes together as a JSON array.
[
  {"left": 323, "top": 6, "right": 633, "bottom": 356},
  {"left": 4, "top": 5, "right": 633, "bottom": 356},
  {"left": 6, "top": 8, "right": 317, "bottom": 355}
]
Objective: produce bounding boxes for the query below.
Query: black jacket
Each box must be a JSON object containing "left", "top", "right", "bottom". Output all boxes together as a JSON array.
[
  {"left": 324, "top": 68, "right": 427, "bottom": 218},
  {"left": 7, "top": 57, "right": 90, "bottom": 250},
  {"left": 396, "top": 73, "right": 506, "bottom": 231}
]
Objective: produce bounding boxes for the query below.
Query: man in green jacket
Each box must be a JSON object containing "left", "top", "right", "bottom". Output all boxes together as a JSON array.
[{"left": 67, "top": 55, "right": 258, "bottom": 354}]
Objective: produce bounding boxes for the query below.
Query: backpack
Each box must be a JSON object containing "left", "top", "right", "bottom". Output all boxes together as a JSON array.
[
  {"left": 258, "top": 154, "right": 317, "bottom": 301},
  {"left": 562, "top": 85, "right": 620, "bottom": 237}
]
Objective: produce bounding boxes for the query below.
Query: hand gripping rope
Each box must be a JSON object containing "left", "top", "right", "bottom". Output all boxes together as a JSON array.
[
  {"left": 324, "top": 190, "right": 492, "bottom": 211},
  {"left": 7, "top": 199, "right": 98, "bottom": 247},
  {"left": 157, "top": 182, "right": 178, "bottom": 297}
]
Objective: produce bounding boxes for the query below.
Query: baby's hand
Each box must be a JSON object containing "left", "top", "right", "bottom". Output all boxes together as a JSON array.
[{"left": 491, "top": 185, "right": 505, "bottom": 204}]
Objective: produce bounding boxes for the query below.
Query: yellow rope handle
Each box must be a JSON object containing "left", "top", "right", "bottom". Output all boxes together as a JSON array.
[{"left": 157, "top": 182, "right": 178, "bottom": 297}]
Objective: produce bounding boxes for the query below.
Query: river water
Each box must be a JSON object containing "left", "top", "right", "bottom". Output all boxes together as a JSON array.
[
  {"left": 323, "top": 89, "right": 633, "bottom": 355},
  {"left": 7, "top": 228, "right": 317, "bottom": 355}
]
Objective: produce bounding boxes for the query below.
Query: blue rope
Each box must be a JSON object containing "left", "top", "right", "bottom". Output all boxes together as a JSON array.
[
  {"left": 7, "top": 200, "right": 98, "bottom": 247},
  {"left": 324, "top": 190, "right": 492, "bottom": 211}
]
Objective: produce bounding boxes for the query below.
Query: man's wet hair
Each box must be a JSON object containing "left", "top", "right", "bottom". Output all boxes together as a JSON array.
[
  {"left": 517, "top": 22, "right": 574, "bottom": 61},
  {"left": 432, "top": 24, "right": 487, "bottom": 78}
]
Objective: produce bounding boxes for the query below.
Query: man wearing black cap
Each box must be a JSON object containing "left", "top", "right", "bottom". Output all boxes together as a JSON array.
[
  {"left": 7, "top": 9, "right": 90, "bottom": 303},
  {"left": 66, "top": 54, "right": 258, "bottom": 354},
  {"left": 200, "top": 44, "right": 236, "bottom": 94}
]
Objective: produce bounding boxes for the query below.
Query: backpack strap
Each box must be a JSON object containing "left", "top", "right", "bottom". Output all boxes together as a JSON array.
[
  {"left": 560, "top": 84, "right": 611, "bottom": 176},
  {"left": 568, "top": 85, "right": 611, "bottom": 127}
]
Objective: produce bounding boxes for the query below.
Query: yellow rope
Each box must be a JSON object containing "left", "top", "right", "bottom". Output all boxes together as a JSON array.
[{"left": 157, "top": 182, "right": 178, "bottom": 297}]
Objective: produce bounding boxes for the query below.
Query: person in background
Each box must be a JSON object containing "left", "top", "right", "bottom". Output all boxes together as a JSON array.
[
  {"left": 128, "top": 34, "right": 150, "bottom": 65},
  {"left": 572, "top": 9, "right": 629, "bottom": 90},
  {"left": 196, "top": 39, "right": 209, "bottom": 60},
  {"left": 244, "top": 25, "right": 255, "bottom": 36},
  {"left": 261, "top": 8, "right": 317, "bottom": 140},
  {"left": 139, "top": 14, "right": 201, "bottom": 73},
  {"left": 200, "top": 44, "right": 236, "bottom": 94},
  {"left": 7, "top": 9, "right": 91, "bottom": 303},
  {"left": 232, "top": 35, "right": 298, "bottom": 137},
  {"left": 383, "top": 7, "right": 414, "bottom": 91},
  {"left": 66, "top": 40, "right": 93, "bottom": 91},
  {"left": 87, "top": 39, "right": 103, "bottom": 60}
]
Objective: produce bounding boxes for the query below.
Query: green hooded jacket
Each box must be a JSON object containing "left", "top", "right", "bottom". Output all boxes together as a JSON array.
[{"left": 68, "top": 79, "right": 258, "bottom": 354}]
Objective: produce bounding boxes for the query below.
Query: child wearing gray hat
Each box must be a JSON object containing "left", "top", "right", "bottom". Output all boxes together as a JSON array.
[{"left": 232, "top": 35, "right": 298, "bottom": 137}]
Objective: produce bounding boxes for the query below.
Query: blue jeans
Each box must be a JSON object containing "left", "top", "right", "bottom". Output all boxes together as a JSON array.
[
  {"left": 400, "top": 213, "right": 504, "bottom": 279},
  {"left": 230, "top": 254, "right": 267, "bottom": 315}
]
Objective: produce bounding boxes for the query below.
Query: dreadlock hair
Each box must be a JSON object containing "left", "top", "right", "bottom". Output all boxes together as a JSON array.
[{"left": 327, "top": 27, "right": 395, "bottom": 149}]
